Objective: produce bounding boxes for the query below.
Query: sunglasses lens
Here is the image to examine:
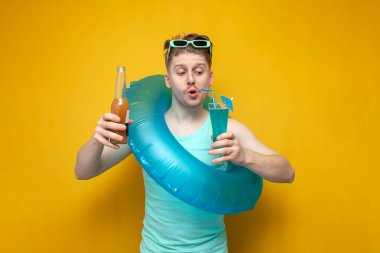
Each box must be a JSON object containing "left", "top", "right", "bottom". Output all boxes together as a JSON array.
[
  {"left": 193, "top": 40, "right": 209, "bottom": 47},
  {"left": 173, "top": 40, "right": 188, "bottom": 47}
]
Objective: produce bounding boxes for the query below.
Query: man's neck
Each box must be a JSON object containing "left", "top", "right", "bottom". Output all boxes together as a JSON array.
[
  {"left": 166, "top": 107, "right": 205, "bottom": 123},
  {"left": 165, "top": 101, "right": 208, "bottom": 136}
]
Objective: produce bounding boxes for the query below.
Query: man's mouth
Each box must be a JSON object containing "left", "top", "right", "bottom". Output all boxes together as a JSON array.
[
  {"left": 187, "top": 88, "right": 200, "bottom": 98},
  {"left": 186, "top": 87, "right": 200, "bottom": 95}
]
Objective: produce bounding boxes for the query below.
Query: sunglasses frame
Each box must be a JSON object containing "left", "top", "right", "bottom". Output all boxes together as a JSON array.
[{"left": 166, "top": 39, "right": 212, "bottom": 63}]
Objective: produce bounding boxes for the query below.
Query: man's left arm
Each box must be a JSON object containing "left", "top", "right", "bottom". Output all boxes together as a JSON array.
[{"left": 209, "top": 118, "right": 295, "bottom": 183}]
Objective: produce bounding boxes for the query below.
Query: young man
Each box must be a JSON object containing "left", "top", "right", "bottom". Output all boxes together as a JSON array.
[{"left": 75, "top": 33, "right": 295, "bottom": 252}]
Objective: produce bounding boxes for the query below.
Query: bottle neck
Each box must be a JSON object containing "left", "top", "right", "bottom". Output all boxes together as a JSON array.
[{"left": 115, "top": 69, "right": 126, "bottom": 99}]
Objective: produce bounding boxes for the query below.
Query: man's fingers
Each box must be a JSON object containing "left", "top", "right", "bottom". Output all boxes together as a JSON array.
[
  {"left": 216, "top": 132, "right": 235, "bottom": 140},
  {"left": 209, "top": 147, "right": 230, "bottom": 156},
  {"left": 93, "top": 113, "right": 130, "bottom": 150},
  {"left": 211, "top": 139, "right": 234, "bottom": 149},
  {"left": 102, "top": 113, "right": 120, "bottom": 122},
  {"left": 95, "top": 126, "right": 123, "bottom": 142},
  {"left": 212, "top": 155, "right": 229, "bottom": 164},
  {"left": 93, "top": 133, "right": 119, "bottom": 149},
  {"left": 98, "top": 121, "right": 126, "bottom": 131}
]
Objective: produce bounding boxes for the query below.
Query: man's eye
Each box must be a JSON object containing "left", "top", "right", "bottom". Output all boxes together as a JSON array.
[{"left": 178, "top": 72, "right": 185, "bottom": 75}]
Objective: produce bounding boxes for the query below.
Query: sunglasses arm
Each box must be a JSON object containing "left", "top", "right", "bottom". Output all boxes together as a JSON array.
[{"left": 166, "top": 46, "right": 171, "bottom": 63}]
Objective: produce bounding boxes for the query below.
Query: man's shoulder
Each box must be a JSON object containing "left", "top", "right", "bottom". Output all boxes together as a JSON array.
[
  {"left": 227, "top": 117, "right": 247, "bottom": 131},
  {"left": 227, "top": 117, "right": 257, "bottom": 141}
]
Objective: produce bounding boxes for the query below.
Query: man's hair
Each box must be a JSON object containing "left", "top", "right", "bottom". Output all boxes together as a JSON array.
[{"left": 164, "top": 33, "right": 213, "bottom": 70}]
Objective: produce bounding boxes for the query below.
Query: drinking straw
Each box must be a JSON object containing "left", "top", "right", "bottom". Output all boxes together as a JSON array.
[{"left": 200, "top": 88, "right": 215, "bottom": 104}]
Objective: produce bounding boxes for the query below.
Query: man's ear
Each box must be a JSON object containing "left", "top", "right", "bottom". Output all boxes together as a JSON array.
[
  {"left": 164, "top": 73, "right": 171, "bottom": 88},
  {"left": 209, "top": 71, "right": 214, "bottom": 86}
]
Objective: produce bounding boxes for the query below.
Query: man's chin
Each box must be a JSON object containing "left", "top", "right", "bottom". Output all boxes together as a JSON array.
[{"left": 186, "top": 98, "right": 204, "bottom": 107}]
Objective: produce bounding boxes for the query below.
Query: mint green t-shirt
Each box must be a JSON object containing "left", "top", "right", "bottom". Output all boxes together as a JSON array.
[{"left": 140, "top": 116, "right": 228, "bottom": 253}]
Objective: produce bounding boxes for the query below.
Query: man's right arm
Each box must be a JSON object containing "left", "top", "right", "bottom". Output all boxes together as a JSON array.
[
  {"left": 75, "top": 137, "right": 132, "bottom": 180},
  {"left": 74, "top": 113, "right": 133, "bottom": 180}
]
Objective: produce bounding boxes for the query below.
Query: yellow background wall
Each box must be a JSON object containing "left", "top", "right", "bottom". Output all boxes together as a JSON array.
[{"left": 1, "top": 0, "right": 379, "bottom": 252}]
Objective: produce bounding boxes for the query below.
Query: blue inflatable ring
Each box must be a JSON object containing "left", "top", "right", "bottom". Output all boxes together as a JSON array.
[{"left": 126, "top": 75, "right": 263, "bottom": 214}]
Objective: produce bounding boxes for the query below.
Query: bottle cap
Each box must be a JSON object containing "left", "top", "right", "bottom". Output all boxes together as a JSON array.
[{"left": 117, "top": 66, "right": 126, "bottom": 72}]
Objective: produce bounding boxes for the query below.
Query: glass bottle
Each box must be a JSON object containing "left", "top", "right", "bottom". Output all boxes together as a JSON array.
[{"left": 110, "top": 66, "right": 129, "bottom": 144}]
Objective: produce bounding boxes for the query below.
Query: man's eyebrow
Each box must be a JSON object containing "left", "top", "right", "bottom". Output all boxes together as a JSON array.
[{"left": 174, "top": 63, "right": 206, "bottom": 68}]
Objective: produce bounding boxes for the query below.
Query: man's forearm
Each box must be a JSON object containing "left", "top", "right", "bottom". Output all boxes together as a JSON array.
[
  {"left": 242, "top": 149, "right": 295, "bottom": 183},
  {"left": 75, "top": 137, "right": 104, "bottom": 180}
]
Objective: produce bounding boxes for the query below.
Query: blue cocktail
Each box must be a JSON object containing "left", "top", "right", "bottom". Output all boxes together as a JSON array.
[{"left": 209, "top": 102, "right": 229, "bottom": 171}]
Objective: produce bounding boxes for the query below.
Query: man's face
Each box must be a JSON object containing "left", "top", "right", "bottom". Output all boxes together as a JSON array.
[{"left": 165, "top": 52, "right": 214, "bottom": 108}]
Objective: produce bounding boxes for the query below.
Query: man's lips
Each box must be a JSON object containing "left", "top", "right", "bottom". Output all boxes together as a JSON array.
[{"left": 184, "top": 88, "right": 200, "bottom": 95}]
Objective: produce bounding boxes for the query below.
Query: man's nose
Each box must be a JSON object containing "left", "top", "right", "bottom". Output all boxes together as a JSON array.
[{"left": 187, "top": 73, "right": 195, "bottom": 85}]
